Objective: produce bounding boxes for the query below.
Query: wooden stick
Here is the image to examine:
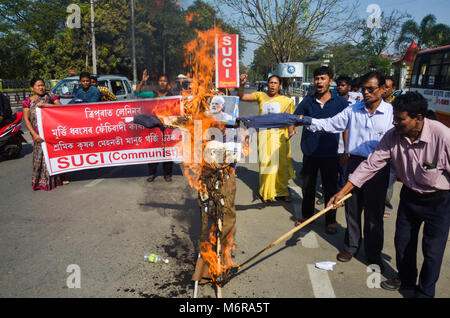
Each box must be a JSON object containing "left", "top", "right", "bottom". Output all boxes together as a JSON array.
[
  {"left": 216, "top": 218, "right": 223, "bottom": 298},
  {"left": 237, "top": 193, "right": 352, "bottom": 270}
]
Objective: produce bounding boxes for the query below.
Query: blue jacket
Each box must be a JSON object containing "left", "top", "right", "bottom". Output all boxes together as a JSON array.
[{"left": 294, "top": 93, "right": 347, "bottom": 157}]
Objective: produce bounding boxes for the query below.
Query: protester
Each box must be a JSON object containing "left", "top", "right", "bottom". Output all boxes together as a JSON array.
[
  {"left": 138, "top": 73, "right": 175, "bottom": 182},
  {"left": 382, "top": 76, "right": 398, "bottom": 217},
  {"left": 134, "top": 69, "right": 155, "bottom": 98},
  {"left": 69, "top": 72, "right": 101, "bottom": 103},
  {"left": 22, "top": 78, "right": 68, "bottom": 190},
  {"left": 382, "top": 76, "right": 397, "bottom": 104},
  {"left": 239, "top": 73, "right": 295, "bottom": 203},
  {"left": 349, "top": 77, "right": 363, "bottom": 103},
  {"left": 328, "top": 92, "right": 450, "bottom": 298},
  {"left": 293, "top": 67, "right": 348, "bottom": 234},
  {"left": 293, "top": 71, "right": 394, "bottom": 270},
  {"left": 335, "top": 75, "right": 355, "bottom": 191},
  {"left": 90, "top": 76, "right": 117, "bottom": 101}
]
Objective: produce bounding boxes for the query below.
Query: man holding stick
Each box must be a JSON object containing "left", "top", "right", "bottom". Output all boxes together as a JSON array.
[
  {"left": 292, "top": 71, "right": 394, "bottom": 270},
  {"left": 328, "top": 92, "right": 450, "bottom": 298}
]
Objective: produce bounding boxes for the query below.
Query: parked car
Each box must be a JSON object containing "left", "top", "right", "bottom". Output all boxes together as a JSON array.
[{"left": 51, "top": 75, "right": 134, "bottom": 104}]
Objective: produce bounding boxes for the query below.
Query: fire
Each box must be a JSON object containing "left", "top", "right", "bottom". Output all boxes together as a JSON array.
[
  {"left": 201, "top": 226, "right": 236, "bottom": 284},
  {"left": 149, "top": 21, "right": 239, "bottom": 284}
]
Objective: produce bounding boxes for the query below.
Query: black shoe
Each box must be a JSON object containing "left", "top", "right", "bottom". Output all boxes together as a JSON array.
[
  {"left": 164, "top": 175, "right": 172, "bottom": 182},
  {"left": 381, "top": 278, "right": 415, "bottom": 291},
  {"left": 337, "top": 250, "right": 353, "bottom": 262},
  {"left": 147, "top": 175, "right": 156, "bottom": 182}
]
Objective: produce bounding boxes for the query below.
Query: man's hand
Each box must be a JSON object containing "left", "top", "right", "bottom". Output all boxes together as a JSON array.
[
  {"left": 339, "top": 153, "right": 350, "bottom": 167},
  {"left": 327, "top": 193, "right": 346, "bottom": 209},
  {"left": 240, "top": 74, "right": 248, "bottom": 86},
  {"left": 287, "top": 125, "right": 297, "bottom": 140},
  {"left": 142, "top": 69, "right": 149, "bottom": 82},
  {"left": 327, "top": 181, "right": 354, "bottom": 209}
]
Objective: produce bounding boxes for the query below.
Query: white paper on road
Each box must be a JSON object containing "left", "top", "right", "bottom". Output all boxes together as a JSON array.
[{"left": 315, "top": 261, "right": 337, "bottom": 271}]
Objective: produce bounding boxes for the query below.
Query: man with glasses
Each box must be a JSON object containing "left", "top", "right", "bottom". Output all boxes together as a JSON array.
[{"left": 293, "top": 71, "right": 393, "bottom": 271}]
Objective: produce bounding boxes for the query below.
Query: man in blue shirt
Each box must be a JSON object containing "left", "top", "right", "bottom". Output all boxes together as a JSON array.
[
  {"left": 70, "top": 72, "right": 101, "bottom": 103},
  {"left": 293, "top": 66, "right": 348, "bottom": 235},
  {"left": 295, "top": 71, "right": 394, "bottom": 271}
]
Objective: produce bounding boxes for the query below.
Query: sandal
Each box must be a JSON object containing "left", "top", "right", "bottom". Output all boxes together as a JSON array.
[
  {"left": 276, "top": 195, "right": 292, "bottom": 202},
  {"left": 62, "top": 180, "right": 70, "bottom": 185}
]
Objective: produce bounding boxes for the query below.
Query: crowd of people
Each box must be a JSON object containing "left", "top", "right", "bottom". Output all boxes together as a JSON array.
[
  {"left": 237, "top": 66, "right": 449, "bottom": 298},
  {"left": 14, "top": 64, "right": 449, "bottom": 298}
]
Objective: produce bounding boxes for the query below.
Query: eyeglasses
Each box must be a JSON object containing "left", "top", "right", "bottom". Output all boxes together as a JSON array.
[{"left": 361, "top": 86, "right": 379, "bottom": 94}]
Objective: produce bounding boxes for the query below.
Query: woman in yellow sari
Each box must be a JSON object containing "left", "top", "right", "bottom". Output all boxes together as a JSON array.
[{"left": 238, "top": 74, "right": 295, "bottom": 202}]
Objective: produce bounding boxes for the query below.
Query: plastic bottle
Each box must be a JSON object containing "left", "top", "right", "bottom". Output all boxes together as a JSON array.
[{"left": 144, "top": 253, "right": 169, "bottom": 264}]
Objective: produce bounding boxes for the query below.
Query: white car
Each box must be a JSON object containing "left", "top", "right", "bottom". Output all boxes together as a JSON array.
[{"left": 51, "top": 75, "right": 134, "bottom": 104}]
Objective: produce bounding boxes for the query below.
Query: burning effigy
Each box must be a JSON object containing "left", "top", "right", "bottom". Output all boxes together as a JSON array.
[{"left": 129, "top": 21, "right": 241, "bottom": 297}]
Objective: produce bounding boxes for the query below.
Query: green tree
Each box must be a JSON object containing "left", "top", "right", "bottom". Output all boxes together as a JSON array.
[
  {"left": 396, "top": 14, "right": 450, "bottom": 50},
  {"left": 217, "top": 0, "right": 348, "bottom": 64}
]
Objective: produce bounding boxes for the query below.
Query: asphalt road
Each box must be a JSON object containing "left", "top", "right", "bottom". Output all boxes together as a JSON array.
[{"left": 0, "top": 91, "right": 449, "bottom": 299}]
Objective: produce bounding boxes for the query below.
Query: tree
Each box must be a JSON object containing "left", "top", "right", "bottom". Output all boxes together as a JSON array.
[
  {"left": 344, "top": 9, "right": 410, "bottom": 56},
  {"left": 217, "top": 0, "right": 350, "bottom": 64},
  {"left": 396, "top": 14, "right": 450, "bottom": 50}
]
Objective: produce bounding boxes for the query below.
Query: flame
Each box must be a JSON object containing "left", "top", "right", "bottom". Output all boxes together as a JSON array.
[
  {"left": 200, "top": 225, "right": 236, "bottom": 283},
  {"left": 151, "top": 22, "right": 240, "bottom": 283}
]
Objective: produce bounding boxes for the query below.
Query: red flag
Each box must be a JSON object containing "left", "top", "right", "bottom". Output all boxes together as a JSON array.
[{"left": 402, "top": 40, "right": 419, "bottom": 63}]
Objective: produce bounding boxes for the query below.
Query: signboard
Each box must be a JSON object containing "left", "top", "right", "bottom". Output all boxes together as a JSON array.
[
  {"left": 275, "top": 62, "right": 304, "bottom": 78},
  {"left": 36, "top": 97, "right": 184, "bottom": 175},
  {"left": 215, "top": 34, "right": 239, "bottom": 88}
]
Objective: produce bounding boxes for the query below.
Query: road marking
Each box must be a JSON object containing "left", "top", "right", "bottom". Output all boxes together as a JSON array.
[
  {"left": 299, "top": 230, "right": 319, "bottom": 248},
  {"left": 307, "top": 264, "right": 336, "bottom": 298},
  {"left": 84, "top": 167, "right": 124, "bottom": 187},
  {"left": 289, "top": 184, "right": 319, "bottom": 248}
]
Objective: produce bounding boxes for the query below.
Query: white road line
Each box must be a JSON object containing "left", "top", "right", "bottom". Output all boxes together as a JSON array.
[
  {"left": 84, "top": 167, "right": 123, "bottom": 187},
  {"left": 307, "top": 264, "right": 336, "bottom": 298}
]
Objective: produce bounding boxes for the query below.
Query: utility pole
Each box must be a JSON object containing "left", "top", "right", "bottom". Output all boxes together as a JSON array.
[
  {"left": 131, "top": 0, "right": 137, "bottom": 86},
  {"left": 90, "top": 0, "right": 97, "bottom": 74}
]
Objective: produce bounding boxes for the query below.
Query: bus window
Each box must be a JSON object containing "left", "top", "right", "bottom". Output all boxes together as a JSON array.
[
  {"left": 430, "top": 53, "right": 443, "bottom": 65},
  {"left": 427, "top": 65, "right": 440, "bottom": 88},
  {"left": 442, "top": 64, "right": 450, "bottom": 90},
  {"left": 444, "top": 52, "right": 450, "bottom": 64}
]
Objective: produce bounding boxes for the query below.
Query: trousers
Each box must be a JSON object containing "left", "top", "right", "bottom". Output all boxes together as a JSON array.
[
  {"left": 301, "top": 155, "right": 338, "bottom": 225},
  {"left": 343, "top": 155, "right": 389, "bottom": 262},
  {"left": 395, "top": 186, "right": 450, "bottom": 298},
  {"left": 148, "top": 161, "right": 173, "bottom": 176}
]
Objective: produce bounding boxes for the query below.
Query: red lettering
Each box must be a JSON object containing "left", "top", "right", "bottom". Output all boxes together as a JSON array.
[
  {"left": 112, "top": 152, "right": 120, "bottom": 161},
  {"left": 71, "top": 155, "right": 84, "bottom": 167},
  {"left": 57, "top": 157, "right": 70, "bottom": 169},
  {"left": 86, "top": 154, "right": 98, "bottom": 165}
]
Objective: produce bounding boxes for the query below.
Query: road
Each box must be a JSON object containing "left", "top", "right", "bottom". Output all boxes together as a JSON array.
[{"left": 0, "top": 92, "right": 449, "bottom": 299}]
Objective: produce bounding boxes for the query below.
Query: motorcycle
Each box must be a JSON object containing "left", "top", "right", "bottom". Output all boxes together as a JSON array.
[{"left": 0, "top": 112, "right": 27, "bottom": 160}]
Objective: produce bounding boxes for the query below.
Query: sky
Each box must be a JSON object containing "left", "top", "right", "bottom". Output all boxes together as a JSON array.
[{"left": 180, "top": 0, "right": 450, "bottom": 66}]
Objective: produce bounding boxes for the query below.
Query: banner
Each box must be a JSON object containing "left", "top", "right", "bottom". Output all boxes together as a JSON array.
[
  {"left": 36, "top": 97, "right": 184, "bottom": 175},
  {"left": 215, "top": 34, "right": 239, "bottom": 89}
]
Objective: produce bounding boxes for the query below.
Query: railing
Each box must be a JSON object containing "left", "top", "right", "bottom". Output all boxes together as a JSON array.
[{"left": 0, "top": 79, "right": 58, "bottom": 108}]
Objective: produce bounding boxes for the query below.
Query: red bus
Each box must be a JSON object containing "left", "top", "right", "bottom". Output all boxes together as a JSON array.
[{"left": 409, "top": 45, "right": 450, "bottom": 127}]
